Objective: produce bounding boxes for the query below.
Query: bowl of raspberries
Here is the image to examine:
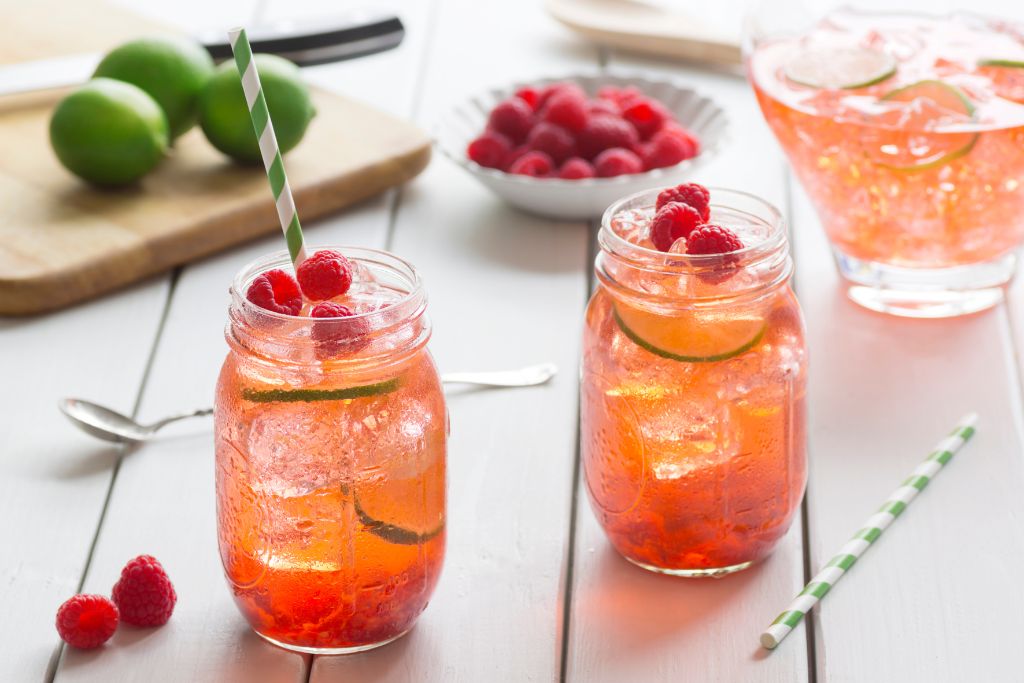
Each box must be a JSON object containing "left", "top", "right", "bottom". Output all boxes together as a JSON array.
[{"left": 437, "top": 73, "right": 727, "bottom": 219}]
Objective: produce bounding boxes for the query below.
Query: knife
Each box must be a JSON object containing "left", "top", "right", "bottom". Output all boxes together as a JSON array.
[{"left": 0, "top": 10, "right": 404, "bottom": 98}]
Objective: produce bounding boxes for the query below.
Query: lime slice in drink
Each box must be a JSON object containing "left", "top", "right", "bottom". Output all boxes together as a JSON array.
[
  {"left": 241, "top": 378, "right": 400, "bottom": 403},
  {"left": 978, "top": 59, "right": 1024, "bottom": 103},
  {"left": 342, "top": 456, "right": 445, "bottom": 546},
  {"left": 784, "top": 47, "right": 896, "bottom": 89},
  {"left": 354, "top": 494, "right": 444, "bottom": 545},
  {"left": 613, "top": 305, "right": 765, "bottom": 363},
  {"left": 870, "top": 80, "right": 979, "bottom": 172}
]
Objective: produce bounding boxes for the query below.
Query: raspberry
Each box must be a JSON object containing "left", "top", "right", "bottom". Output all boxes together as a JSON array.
[
  {"left": 507, "top": 151, "right": 554, "bottom": 177},
  {"left": 514, "top": 86, "right": 540, "bottom": 110},
  {"left": 621, "top": 99, "right": 669, "bottom": 140},
  {"left": 687, "top": 224, "right": 744, "bottom": 283},
  {"left": 296, "top": 250, "right": 353, "bottom": 301},
  {"left": 593, "top": 148, "right": 643, "bottom": 177},
  {"left": 536, "top": 82, "right": 584, "bottom": 109},
  {"left": 656, "top": 182, "right": 711, "bottom": 220},
  {"left": 661, "top": 124, "right": 702, "bottom": 156},
  {"left": 56, "top": 594, "right": 119, "bottom": 649},
  {"left": 311, "top": 302, "right": 371, "bottom": 357},
  {"left": 558, "top": 157, "right": 596, "bottom": 180},
  {"left": 597, "top": 85, "right": 642, "bottom": 107},
  {"left": 502, "top": 145, "right": 529, "bottom": 171},
  {"left": 467, "top": 131, "right": 512, "bottom": 169},
  {"left": 246, "top": 269, "right": 302, "bottom": 316},
  {"left": 542, "top": 91, "right": 588, "bottom": 132},
  {"left": 587, "top": 99, "right": 619, "bottom": 117},
  {"left": 526, "top": 122, "right": 575, "bottom": 164},
  {"left": 112, "top": 555, "right": 177, "bottom": 627},
  {"left": 650, "top": 202, "right": 703, "bottom": 251},
  {"left": 687, "top": 224, "right": 743, "bottom": 254},
  {"left": 642, "top": 129, "right": 697, "bottom": 170},
  {"left": 577, "top": 115, "right": 639, "bottom": 160},
  {"left": 487, "top": 98, "right": 534, "bottom": 143}
]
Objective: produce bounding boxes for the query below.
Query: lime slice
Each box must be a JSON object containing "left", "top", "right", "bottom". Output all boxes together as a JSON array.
[
  {"left": 241, "top": 378, "right": 400, "bottom": 403},
  {"left": 979, "top": 59, "right": 1024, "bottom": 69},
  {"left": 872, "top": 80, "right": 979, "bottom": 172},
  {"left": 339, "top": 479, "right": 445, "bottom": 546},
  {"left": 613, "top": 306, "right": 765, "bottom": 363},
  {"left": 784, "top": 47, "right": 896, "bottom": 89}
]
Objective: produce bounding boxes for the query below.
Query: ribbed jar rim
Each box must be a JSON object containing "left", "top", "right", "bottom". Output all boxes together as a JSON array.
[
  {"left": 227, "top": 247, "right": 429, "bottom": 368},
  {"left": 597, "top": 187, "right": 792, "bottom": 305}
]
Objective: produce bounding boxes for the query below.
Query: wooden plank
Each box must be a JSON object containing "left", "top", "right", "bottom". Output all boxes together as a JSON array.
[
  {"left": 792, "top": 178, "right": 1024, "bottom": 681},
  {"left": 0, "top": 282, "right": 169, "bottom": 682},
  {"left": 311, "top": 0, "right": 595, "bottom": 679},
  {"left": 562, "top": 54, "right": 811, "bottom": 681},
  {"left": 52, "top": 0, "right": 433, "bottom": 680}
]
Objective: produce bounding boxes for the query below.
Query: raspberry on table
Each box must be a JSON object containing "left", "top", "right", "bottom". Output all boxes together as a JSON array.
[
  {"left": 577, "top": 115, "right": 640, "bottom": 160},
  {"left": 112, "top": 555, "right": 177, "bottom": 627},
  {"left": 526, "top": 122, "right": 576, "bottom": 164},
  {"left": 245, "top": 268, "right": 303, "bottom": 316},
  {"left": 542, "top": 91, "right": 588, "bottom": 132},
  {"left": 621, "top": 99, "right": 668, "bottom": 140},
  {"left": 56, "top": 594, "right": 119, "bottom": 649},
  {"left": 467, "top": 131, "right": 512, "bottom": 169},
  {"left": 650, "top": 202, "right": 703, "bottom": 251},
  {"left": 642, "top": 129, "right": 697, "bottom": 170},
  {"left": 594, "top": 148, "right": 643, "bottom": 177},
  {"left": 508, "top": 151, "right": 554, "bottom": 177},
  {"left": 311, "top": 302, "right": 371, "bottom": 357},
  {"left": 656, "top": 182, "right": 711, "bottom": 220},
  {"left": 558, "top": 157, "right": 596, "bottom": 180},
  {"left": 514, "top": 86, "right": 540, "bottom": 110},
  {"left": 296, "top": 250, "right": 354, "bottom": 301},
  {"left": 487, "top": 98, "right": 534, "bottom": 143}
]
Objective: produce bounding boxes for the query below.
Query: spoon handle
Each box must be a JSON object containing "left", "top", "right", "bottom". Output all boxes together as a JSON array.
[
  {"left": 439, "top": 363, "right": 557, "bottom": 387},
  {"left": 148, "top": 407, "right": 215, "bottom": 433}
]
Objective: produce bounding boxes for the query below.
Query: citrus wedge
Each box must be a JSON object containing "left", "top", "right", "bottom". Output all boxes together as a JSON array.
[
  {"left": 613, "top": 305, "right": 765, "bottom": 363},
  {"left": 784, "top": 47, "right": 896, "bottom": 89},
  {"left": 241, "top": 378, "right": 400, "bottom": 403},
  {"left": 978, "top": 59, "right": 1024, "bottom": 103},
  {"left": 871, "top": 80, "right": 979, "bottom": 172}
]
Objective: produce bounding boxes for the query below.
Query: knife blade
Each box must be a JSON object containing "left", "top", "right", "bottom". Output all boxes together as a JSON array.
[{"left": 0, "top": 10, "right": 404, "bottom": 98}]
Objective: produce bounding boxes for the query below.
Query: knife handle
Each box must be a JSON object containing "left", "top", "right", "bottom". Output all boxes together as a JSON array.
[{"left": 198, "top": 11, "right": 404, "bottom": 66}]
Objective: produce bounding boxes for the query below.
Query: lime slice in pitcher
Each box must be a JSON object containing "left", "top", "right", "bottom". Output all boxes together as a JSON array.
[
  {"left": 870, "top": 80, "right": 979, "bottom": 172},
  {"left": 784, "top": 47, "right": 896, "bottom": 89},
  {"left": 613, "top": 305, "right": 765, "bottom": 363}
]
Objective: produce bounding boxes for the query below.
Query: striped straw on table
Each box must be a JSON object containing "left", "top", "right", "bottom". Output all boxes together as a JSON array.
[
  {"left": 227, "top": 28, "right": 307, "bottom": 267},
  {"left": 761, "top": 413, "right": 979, "bottom": 650}
]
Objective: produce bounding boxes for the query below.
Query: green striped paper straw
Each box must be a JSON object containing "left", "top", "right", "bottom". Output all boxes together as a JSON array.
[
  {"left": 761, "top": 413, "right": 978, "bottom": 650},
  {"left": 227, "top": 28, "right": 307, "bottom": 267}
]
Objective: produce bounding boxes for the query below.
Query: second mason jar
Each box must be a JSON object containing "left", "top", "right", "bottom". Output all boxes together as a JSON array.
[
  {"left": 581, "top": 188, "right": 807, "bottom": 577},
  {"left": 215, "top": 247, "right": 446, "bottom": 653}
]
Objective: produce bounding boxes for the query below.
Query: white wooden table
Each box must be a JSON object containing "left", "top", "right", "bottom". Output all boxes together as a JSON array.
[{"left": 4, "top": 1, "right": 1024, "bottom": 681}]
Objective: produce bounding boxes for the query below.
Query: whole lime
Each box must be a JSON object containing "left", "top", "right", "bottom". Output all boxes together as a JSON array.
[
  {"left": 93, "top": 36, "right": 214, "bottom": 140},
  {"left": 49, "top": 78, "right": 169, "bottom": 186},
  {"left": 198, "top": 54, "right": 315, "bottom": 164}
]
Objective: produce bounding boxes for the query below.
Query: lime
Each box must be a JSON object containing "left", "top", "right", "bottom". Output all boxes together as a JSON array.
[
  {"left": 198, "top": 55, "right": 315, "bottom": 164},
  {"left": 93, "top": 37, "right": 214, "bottom": 140},
  {"left": 979, "top": 59, "right": 1024, "bottom": 69},
  {"left": 613, "top": 305, "right": 765, "bottom": 363},
  {"left": 49, "top": 78, "right": 169, "bottom": 186},
  {"left": 872, "top": 80, "right": 978, "bottom": 172},
  {"left": 978, "top": 59, "right": 1024, "bottom": 103},
  {"left": 240, "top": 377, "right": 401, "bottom": 403},
  {"left": 784, "top": 47, "right": 896, "bottom": 89}
]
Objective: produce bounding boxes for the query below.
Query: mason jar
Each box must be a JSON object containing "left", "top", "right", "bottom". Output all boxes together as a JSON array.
[
  {"left": 581, "top": 188, "right": 807, "bottom": 577},
  {"left": 215, "top": 247, "right": 446, "bottom": 653}
]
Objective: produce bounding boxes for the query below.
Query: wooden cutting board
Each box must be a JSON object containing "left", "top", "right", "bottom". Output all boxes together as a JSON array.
[{"left": 0, "top": 1, "right": 431, "bottom": 315}]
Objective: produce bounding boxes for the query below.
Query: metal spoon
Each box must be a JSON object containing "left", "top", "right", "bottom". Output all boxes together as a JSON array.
[{"left": 59, "top": 363, "right": 558, "bottom": 445}]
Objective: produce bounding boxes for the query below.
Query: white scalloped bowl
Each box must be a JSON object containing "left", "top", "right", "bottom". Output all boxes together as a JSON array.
[{"left": 436, "top": 73, "right": 729, "bottom": 220}]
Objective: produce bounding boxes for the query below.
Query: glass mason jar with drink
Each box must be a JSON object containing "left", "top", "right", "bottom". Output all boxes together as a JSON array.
[
  {"left": 581, "top": 184, "right": 808, "bottom": 577},
  {"left": 215, "top": 247, "right": 446, "bottom": 653},
  {"left": 747, "top": 3, "right": 1024, "bottom": 317}
]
